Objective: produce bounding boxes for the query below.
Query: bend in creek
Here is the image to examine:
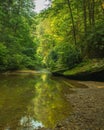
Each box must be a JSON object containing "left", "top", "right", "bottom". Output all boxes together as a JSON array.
[{"left": 0, "top": 73, "right": 75, "bottom": 130}]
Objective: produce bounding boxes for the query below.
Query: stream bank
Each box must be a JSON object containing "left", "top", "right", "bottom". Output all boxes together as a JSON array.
[{"left": 52, "top": 59, "right": 104, "bottom": 81}]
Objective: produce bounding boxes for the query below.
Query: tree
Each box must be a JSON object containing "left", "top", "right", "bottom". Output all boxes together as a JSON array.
[
  {"left": 35, "top": 0, "right": 104, "bottom": 70},
  {"left": 0, "top": 0, "right": 37, "bottom": 71}
]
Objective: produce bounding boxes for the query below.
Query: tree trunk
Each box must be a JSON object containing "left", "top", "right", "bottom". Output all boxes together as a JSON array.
[
  {"left": 88, "top": 0, "right": 92, "bottom": 26},
  {"left": 91, "top": 0, "right": 95, "bottom": 27},
  {"left": 83, "top": 0, "right": 87, "bottom": 33},
  {"left": 67, "top": 0, "right": 77, "bottom": 45}
]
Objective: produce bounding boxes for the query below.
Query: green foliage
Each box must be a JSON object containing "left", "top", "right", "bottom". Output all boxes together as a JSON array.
[
  {"left": 55, "top": 44, "right": 81, "bottom": 69},
  {"left": 46, "top": 43, "right": 81, "bottom": 69},
  {"left": 0, "top": 43, "right": 8, "bottom": 71},
  {"left": 35, "top": 0, "right": 104, "bottom": 70},
  {"left": 0, "top": 0, "right": 37, "bottom": 72},
  {"left": 22, "top": 55, "right": 36, "bottom": 70},
  {"left": 46, "top": 50, "right": 58, "bottom": 69},
  {"left": 82, "top": 23, "right": 104, "bottom": 58},
  {"left": 0, "top": 0, "right": 104, "bottom": 72},
  {"left": 7, "top": 54, "right": 24, "bottom": 70}
]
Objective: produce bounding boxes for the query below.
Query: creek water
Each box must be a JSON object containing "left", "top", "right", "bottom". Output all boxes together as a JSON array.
[{"left": 0, "top": 72, "right": 76, "bottom": 130}]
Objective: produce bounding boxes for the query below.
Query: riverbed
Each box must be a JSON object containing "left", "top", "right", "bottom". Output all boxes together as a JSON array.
[{"left": 0, "top": 72, "right": 104, "bottom": 130}]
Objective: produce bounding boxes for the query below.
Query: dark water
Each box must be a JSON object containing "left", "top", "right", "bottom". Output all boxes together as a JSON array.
[{"left": 0, "top": 73, "right": 73, "bottom": 130}]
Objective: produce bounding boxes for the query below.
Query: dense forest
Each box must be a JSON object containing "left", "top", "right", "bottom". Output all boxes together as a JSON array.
[
  {"left": 0, "top": 0, "right": 37, "bottom": 71},
  {"left": 0, "top": 0, "right": 104, "bottom": 73},
  {"left": 0, "top": 1, "right": 104, "bottom": 129}
]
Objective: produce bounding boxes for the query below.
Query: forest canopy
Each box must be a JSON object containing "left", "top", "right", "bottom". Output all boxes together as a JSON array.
[
  {"left": 0, "top": 0, "right": 37, "bottom": 71},
  {"left": 0, "top": 0, "right": 104, "bottom": 72},
  {"left": 36, "top": 0, "right": 104, "bottom": 70}
]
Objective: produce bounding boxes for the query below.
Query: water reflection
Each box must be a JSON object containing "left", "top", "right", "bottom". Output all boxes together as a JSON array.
[
  {"left": 0, "top": 73, "right": 72, "bottom": 129},
  {"left": 33, "top": 74, "right": 72, "bottom": 128},
  {"left": 20, "top": 116, "right": 43, "bottom": 129}
]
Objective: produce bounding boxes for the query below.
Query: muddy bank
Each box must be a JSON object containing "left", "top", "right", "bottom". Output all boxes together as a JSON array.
[
  {"left": 53, "top": 69, "right": 104, "bottom": 81},
  {"left": 1, "top": 69, "right": 50, "bottom": 75}
]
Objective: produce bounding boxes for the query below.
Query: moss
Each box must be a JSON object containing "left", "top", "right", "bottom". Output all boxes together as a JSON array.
[{"left": 63, "top": 59, "right": 104, "bottom": 76}]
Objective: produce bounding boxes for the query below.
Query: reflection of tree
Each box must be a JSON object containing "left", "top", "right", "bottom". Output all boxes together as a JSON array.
[
  {"left": 33, "top": 74, "right": 72, "bottom": 128},
  {"left": 0, "top": 74, "right": 72, "bottom": 129},
  {"left": 0, "top": 75, "right": 39, "bottom": 129}
]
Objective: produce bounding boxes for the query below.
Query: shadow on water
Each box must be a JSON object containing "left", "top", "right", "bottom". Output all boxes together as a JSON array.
[{"left": 0, "top": 73, "right": 73, "bottom": 130}]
